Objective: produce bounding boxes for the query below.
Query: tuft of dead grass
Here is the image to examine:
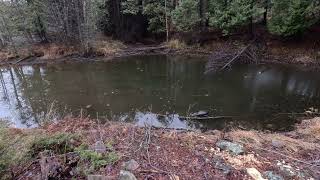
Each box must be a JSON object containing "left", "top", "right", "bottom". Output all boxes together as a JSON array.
[
  {"left": 32, "top": 43, "right": 78, "bottom": 60},
  {"left": 228, "top": 118, "right": 320, "bottom": 154},
  {"left": 296, "top": 117, "right": 320, "bottom": 142},
  {"left": 166, "top": 39, "right": 187, "bottom": 49},
  {"left": 90, "top": 39, "right": 125, "bottom": 56}
]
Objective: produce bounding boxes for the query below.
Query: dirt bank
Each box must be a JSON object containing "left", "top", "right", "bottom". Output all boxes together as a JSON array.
[
  {"left": 0, "top": 117, "right": 319, "bottom": 179},
  {"left": 0, "top": 38, "right": 319, "bottom": 71}
]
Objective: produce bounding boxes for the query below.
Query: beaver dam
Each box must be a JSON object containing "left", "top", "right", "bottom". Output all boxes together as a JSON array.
[{"left": 1, "top": 55, "right": 320, "bottom": 131}]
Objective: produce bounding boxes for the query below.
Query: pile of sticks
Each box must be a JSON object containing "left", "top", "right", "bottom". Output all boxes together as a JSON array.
[{"left": 205, "top": 40, "right": 259, "bottom": 74}]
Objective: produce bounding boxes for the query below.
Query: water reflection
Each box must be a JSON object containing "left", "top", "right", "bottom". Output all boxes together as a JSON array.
[{"left": 0, "top": 55, "right": 320, "bottom": 130}]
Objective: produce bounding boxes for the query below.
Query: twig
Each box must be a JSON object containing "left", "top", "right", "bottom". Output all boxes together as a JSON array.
[
  {"left": 220, "top": 41, "right": 256, "bottom": 71},
  {"left": 253, "top": 146, "right": 318, "bottom": 167}
]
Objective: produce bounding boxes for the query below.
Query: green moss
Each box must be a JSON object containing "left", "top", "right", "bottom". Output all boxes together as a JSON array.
[
  {"left": 0, "top": 120, "right": 119, "bottom": 178},
  {"left": 31, "top": 133, "right": 81, "bottom": 156},
  {"left": 75, "top": 143, "right": 120, "bottom": 170},
  {"left": 0, "top": 127, "right": 39, "bottom": 178}
]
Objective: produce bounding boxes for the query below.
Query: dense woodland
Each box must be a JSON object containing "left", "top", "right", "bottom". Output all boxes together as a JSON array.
[{"left": 0, "top": 0, "right": 320, "bottom": 50}]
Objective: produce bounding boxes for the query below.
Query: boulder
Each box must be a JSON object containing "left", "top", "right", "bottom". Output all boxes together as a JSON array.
[
  {"left": 271, "top": 140, "right": 284, "bottom": 148},
  {"left": 246, "top": 168, "right": 266, "bottom": 180},
  {"left": 122, "top": 159, "right": 140, "bottom": 171},
  {"left": 216, "top": 140, "right": 244, "bottom": 155},
  {"left": 263, "top": 171, "right": 284, "bottom": 180},
  {"left": 119, "top": 170, "right": 137, "bottom": 180},
  {"left": 277, "top": 162, "right": 296, "bottom": 177},
  {"left": 214, "top": 160, "right": 233, "bottom": 175},
  {"left": 93, "top": 141, "right": 107, "bottom": 153}
]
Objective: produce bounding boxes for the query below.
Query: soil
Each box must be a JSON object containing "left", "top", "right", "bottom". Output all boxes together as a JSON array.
[
  {"left": 0, "top": 37, "right": 319, "bottom": 71},
  {"left": 7, "top": 117, "right": 320, "bottom": 180}
]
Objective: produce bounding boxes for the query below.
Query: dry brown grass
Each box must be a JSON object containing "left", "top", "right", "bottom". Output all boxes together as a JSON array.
[
  {"left": 228, "top": 118, "right": 320, "bottom": 154},
  {"left": 90, "top": 39, "right": 125, "bottom": 56},
  {"left": 32, "top": 43, "right": 78, "bottom": 60},
  {"left": 3, "top": 116, "right": 320, "bottom": 179},
  {"left": 0, "top": 51, "right": 14, "bottom": 61},
  {"left": 0, "top": 38, "right": 125, "bottom": 62},
  {"left": 296, "top": 117, "right": 320, "bottom": 141},
  {"left": 166, "top": 39, "right": 187, "bottom": 49}
]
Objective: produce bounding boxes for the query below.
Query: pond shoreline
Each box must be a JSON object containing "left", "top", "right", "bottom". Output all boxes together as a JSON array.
[
  {"left": 0, "top": 42, "right": 319, "bottom": 71},
  {"left": 1, "top": 117, "right": 319, "bottom": 179}
]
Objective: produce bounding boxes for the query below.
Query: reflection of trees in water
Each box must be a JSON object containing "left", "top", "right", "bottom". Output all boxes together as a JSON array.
[
  {"left": 0, "top": 70, "right": 8, "bottom": 100},
  {"left": 1, "top": 57, "right": 320, "bottom": 130}
]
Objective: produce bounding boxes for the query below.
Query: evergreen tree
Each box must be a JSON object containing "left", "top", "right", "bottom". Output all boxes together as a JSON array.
[
  {"left": 171, "top": 0, "right": 200, "bottom": 32},
  {"left": 268, "top": 0, "right": 319, "bottom": 36},
  {"left": 208, "top": 0, "right": 264, "bottom": 35},
  {"left": 143, "top": 1, "right": 168, "bottom": 33}
]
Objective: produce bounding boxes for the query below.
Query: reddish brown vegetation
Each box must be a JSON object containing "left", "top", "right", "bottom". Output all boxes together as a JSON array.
[{"left": 8, "top": 117, "right": 319, "bottom": 179}]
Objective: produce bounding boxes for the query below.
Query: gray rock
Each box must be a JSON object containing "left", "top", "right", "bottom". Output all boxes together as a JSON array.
[
  {"left": 93, "top": 141, "right": 107, "bottom": 153},
  {"left": 119, "top": 170, "right": 137, "bottom": 180},
  {"left": 263, "top": 171, "right": 284, "bottom": 180},
  {"left": 212, "top": 156, "right": 234, "bottom": 175},
  {"left": 216, "top": 140, "right": 244, "bottom": 155},
  {"left": 271, "top": 140, "right": 284, "bottom": 148},
  {"left": 122, "top": 159, "right": 140, "bottom": 171},
  {"left": 190, "top": 111, "right": 208, "bottom": 117},
  {"left": 214, "top": 160, "right": 233, "bottom": 175},
  {"left": 246, "top": 168, "right": 266, "bottom": 180},
  {"left": 277, "top": 164, "right": 296, "bottom": 177},
  {"left": 88, "top": 175, "right": 112, "bottom": 180}
]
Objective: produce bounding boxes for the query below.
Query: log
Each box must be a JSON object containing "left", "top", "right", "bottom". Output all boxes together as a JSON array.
[
  {"left": 13, "top": 55, "right": 33, "bottom": 64},
  {"left": 156, "top": 113, "right": 233, "bottom": 120}
]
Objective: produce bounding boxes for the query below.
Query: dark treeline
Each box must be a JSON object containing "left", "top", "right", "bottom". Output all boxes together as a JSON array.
[{"left": 0, "top": 0, "right": 320, "bottom": 49}]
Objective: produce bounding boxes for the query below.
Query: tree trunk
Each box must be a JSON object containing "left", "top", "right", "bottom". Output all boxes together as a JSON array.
[
  {"left": 249, "top": 0, "right": 254, "bottom": 39},
  {"left": 263, "top": 0, "right": 268, "bottom": 25},
  {"left": 165, "top": 0, "right": 169, "bottom": 42},
  {"left": 199, "top": 0, "right": 209, "bottom": 29}
]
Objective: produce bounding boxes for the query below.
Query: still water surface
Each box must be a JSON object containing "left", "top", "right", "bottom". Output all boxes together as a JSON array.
[{"left": 1, "top": 55, "right": 320, "bottom": 130}]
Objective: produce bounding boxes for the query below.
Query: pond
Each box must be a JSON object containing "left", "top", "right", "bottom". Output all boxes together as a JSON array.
[{"left": 1, "top": 55, "right": 320, "bottom": 131}]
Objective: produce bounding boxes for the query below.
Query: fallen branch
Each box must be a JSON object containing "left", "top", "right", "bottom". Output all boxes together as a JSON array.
[
  {"left": 12, "top": 55, "right": 33, "bottom": 64},
  {"left": 156, "top": 113, "right": 233, "bottom": 120},
  {"left": 220, "top": 41, "right": 255, "bottom": 71}
]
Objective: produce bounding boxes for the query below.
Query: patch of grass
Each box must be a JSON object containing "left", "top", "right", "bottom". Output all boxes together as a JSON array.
[
  {"left": 75, "top": 143, "right": 120, "bottom": 170},
  {"left": 0, "top": 127, "right": 41, "bottom": 178},
  {"left": 31, "top": 133, "right": 81, "bottom": 156}
]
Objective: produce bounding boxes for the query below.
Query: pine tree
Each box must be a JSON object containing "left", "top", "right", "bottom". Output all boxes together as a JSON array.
[
  {"left": 208, "top": 0, "right": 264, "bottom": 35},
  {"left": 268, "top": 0, "right": 319, "bottom": 36},
  {"left": 171, "top": 0, "right": 200, "bottom": 32}
]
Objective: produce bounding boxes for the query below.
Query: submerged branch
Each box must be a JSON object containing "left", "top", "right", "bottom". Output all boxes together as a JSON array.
[{"left": 155, "top": 113, "right": 233, "bottom": 120}]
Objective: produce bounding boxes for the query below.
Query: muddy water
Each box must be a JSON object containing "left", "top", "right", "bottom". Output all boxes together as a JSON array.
[{"left": 1, "top": 55, "right": 320, "bottom": 130}]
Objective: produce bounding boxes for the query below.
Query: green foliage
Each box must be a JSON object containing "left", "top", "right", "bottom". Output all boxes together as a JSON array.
[
  {"left": 75, "top": 143, "right": 119, "bottom": 170},
  {"left": 268, "top": 0, "right": 319, "bottom": 36},
  {"left": 122, "top": 0, "right": 140, "bottom": 15},
  {"left": 31, "top": 133, "right": 80, "bottom": 156},
  {"left": 143, "top": 1, "right": 167, "bottom": 33},
  {"left": 0, "top": 127, "right": 41, "bottom": 178},
  {"left": 172, "top": 0, "right": 200, "bottom": 32},
  {"left": 208, "top": 0, "right": 264, "bottom": 35}
]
